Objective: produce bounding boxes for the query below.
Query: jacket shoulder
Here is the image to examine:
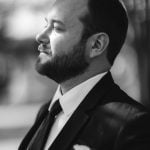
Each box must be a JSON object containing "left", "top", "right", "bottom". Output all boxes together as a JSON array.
[
  {"left": 96, "top": 82, "right": 149, "bottom": 127},
  {"left": 91, "top": 81, "right": 150, "bottom": 137}
]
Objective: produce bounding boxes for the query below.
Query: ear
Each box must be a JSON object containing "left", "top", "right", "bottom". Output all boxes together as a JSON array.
[{"left": 89, "top": 32, "right": 109, "bottom": 58}]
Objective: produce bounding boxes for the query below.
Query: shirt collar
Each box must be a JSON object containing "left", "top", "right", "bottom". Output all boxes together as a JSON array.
[{"left": 49, "top": 72, "right": 107, "bottom": 116}]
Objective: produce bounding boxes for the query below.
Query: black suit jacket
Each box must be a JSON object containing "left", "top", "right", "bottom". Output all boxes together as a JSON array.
[{"left": 19, "top": 72, "right": 150, "bottom": 150}]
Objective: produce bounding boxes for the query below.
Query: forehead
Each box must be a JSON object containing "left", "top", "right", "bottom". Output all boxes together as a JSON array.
[{"left": 47, "top": 0, "right": 89, "bottom": 24}]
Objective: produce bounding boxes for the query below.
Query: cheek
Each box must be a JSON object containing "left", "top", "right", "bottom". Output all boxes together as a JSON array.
[{"left": 50, "top": 31, "right": 82, "bottom": 56}]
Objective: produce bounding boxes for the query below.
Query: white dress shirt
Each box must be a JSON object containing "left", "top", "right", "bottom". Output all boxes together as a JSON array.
[{"left": 44, "top": 72, "right": 106, "bottom": 150}]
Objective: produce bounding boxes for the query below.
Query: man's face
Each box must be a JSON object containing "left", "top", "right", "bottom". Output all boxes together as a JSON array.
[{"left": 36, "top": 0, "right": 89, "bottom": 83}]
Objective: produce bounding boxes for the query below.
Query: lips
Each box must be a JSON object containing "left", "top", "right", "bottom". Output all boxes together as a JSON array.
[{"left": 38, "top": 45, "right": 51, "bottom": 55}]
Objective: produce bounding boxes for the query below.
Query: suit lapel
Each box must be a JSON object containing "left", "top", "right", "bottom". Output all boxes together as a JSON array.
[
  {"left": 49, "top": 109, "right": 89, "bottom": 150},
  {"left": 49, "top": 72, "right": 115, "bottom": 150}
]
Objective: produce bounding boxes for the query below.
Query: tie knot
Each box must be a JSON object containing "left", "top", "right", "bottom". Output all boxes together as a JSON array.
[{"left": 50, "top": 100, "right": 62, "bottom": 117}]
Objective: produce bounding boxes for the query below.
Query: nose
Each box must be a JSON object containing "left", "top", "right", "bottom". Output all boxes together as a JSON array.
[{"left": 36, "top": 30, "right": 50, "bottom": 44}]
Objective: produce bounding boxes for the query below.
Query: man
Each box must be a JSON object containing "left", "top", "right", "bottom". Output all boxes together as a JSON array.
[{"left": 19, "top": 0, "right": 150, "bottom": 150}]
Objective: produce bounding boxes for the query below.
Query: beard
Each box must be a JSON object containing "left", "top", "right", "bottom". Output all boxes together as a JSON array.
[{"left": 35, "top": 39, "right": 89, "bottom": 83}]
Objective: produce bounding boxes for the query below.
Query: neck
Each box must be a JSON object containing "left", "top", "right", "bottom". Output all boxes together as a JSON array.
[
  {"left": 60, "top": 72, "right": 93, "bottom": 94},
  {"left": 59, "top": 66, "right": 110, "bottom": 94}
]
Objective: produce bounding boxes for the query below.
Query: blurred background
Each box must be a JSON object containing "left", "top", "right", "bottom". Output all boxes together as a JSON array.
[{"left": 0, "top": 0, "right": 150, "bottom": 149}]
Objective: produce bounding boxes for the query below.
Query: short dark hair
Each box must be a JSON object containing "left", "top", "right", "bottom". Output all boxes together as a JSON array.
[{"left": 80, "top": 0, "right": 128, "bottom": 65}]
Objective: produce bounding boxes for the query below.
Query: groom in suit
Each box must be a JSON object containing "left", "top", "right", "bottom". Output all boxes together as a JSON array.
[{"left": 19, "top": 0, "right": 150, "bottom": 149}]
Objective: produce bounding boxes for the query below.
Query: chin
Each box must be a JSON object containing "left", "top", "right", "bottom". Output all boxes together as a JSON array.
[
  {"left": 35, "top": 57, "right": 49, "bottom": 75},
  {"left": 38, "top": 53, "right": 52, "bottom": 64}
]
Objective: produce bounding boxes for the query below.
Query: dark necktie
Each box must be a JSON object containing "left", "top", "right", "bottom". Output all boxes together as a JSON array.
[{"left": 28, "top": 100, "right": 62, "bottom": 150}]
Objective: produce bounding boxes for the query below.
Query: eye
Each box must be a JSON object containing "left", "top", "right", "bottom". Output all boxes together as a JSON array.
[
  {"left": 53, "top": 25, "right": 64, "bottom": 32},
  {"left": 53, "top": 26, "right": 61, "bottom": 31}
]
